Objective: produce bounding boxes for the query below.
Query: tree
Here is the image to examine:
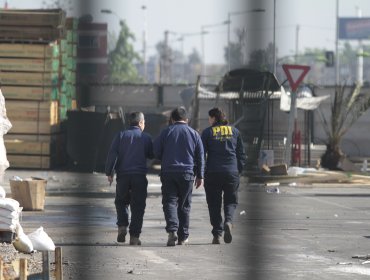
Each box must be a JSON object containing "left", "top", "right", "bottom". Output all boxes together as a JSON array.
[
  {"left": 108, "top": 20, "right": 142, "bottom": 83},
  {"left": 42, "top": 0, "right": 72, "bottom": 13},
  {"left": 319, "top": 83, "right": 370, "bottom": 169},
  {"left": 188, "top": 48, "right": 201, "bottom": 65},
  {"left": 224, "top": 42, "right": 244, "bottom": 69},
  {"left": 247, "top": 43, "right": 275, "bottom": 71},
  {"left": 224, "top": 27, "right": 246, "bottom": 70}
]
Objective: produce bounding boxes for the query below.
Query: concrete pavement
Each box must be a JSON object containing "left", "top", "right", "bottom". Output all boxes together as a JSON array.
[{"left": 2, "top": 169, "right": 370, "bottom": 279}]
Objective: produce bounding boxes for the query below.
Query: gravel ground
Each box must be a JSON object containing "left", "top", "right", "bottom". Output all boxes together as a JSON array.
[{"left": 0, "top": 242, "right": 50, "bottom": 278}]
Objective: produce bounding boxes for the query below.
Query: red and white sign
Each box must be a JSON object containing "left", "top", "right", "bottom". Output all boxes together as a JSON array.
[{"left": 282, "top": 64, "right": 310, "bottom": 92}]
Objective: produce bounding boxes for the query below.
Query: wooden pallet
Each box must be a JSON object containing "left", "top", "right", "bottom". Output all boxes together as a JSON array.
[
  {"left": 5, "top": 133, "right": 67, "bottom": 169},
  {"left": 0, "top": 72, "right": 59, "bottom": 86},
  {"left": 6, "top": 100, "right": 58, "bottom": 124},
  {"left": 0, "top": 58, "right": 59, "bottom": 72},
  {"left": 4, "top": 133, "right": 58, "bottom": 142},
  {"left": 0, "top": 9, "right": 66, "bottom": 27},
  {"left": 7, "top": 155, "right": 50, "bottom": 169},
  {"left": 1, "top": 86, "right": 58, "bottom": 101},
  {"left": 0, "top": 43, "right": 59, "bottom": 58},
  {"left": 8, "top": 122, "right": 60, "bottom": 134},
  {"left": 0, "top": 25, "right": 65, "bottom": 42},
  {"left": 5, "top": 140, "right": 50, "bottom": 155}
]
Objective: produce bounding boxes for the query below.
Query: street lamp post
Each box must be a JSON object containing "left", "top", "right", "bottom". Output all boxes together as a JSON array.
[
  {"left": 273, "top": 0, "right": 276, "bottom": 75},
  {"left": 101, "top": 9, "right": 120, "bottom": 20},
  {"left": 227, "top": 8, "right": 265, "bottom": 71},
  {"left": 141, "top": 5, "right": 148, "bottom": 81}
]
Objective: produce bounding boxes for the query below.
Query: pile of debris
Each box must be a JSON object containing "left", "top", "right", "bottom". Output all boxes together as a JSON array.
[{"left": 253, "top": 163, "right": 370, "bottom": 185}]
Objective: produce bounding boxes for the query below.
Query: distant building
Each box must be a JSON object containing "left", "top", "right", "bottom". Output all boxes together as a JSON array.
[{"left": 77, "top": 21, "right": 108, "bottom": 85}]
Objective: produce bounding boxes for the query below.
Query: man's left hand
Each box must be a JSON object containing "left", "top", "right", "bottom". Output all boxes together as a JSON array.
[{"left": 195, "top": 178, "right": 203, "bottom": 189}]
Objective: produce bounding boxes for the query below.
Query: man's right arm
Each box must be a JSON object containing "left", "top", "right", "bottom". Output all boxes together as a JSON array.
[
  {"left": 153, "top": 130, "right": 164, "bottom": 160},
  {"left": 194, "top": 133, "right": 205, "bottom": 180}
]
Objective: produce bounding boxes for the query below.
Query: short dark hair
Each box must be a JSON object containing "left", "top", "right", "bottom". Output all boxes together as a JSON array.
[
  {"left": 208, "top": 107, "right": 228, "bottom": 125},
  {"left": 170, "top": 107, "right": 187, "bottom": 122},
  {"left": 129, "top": 112, "right": 144, "bottom": 126}
]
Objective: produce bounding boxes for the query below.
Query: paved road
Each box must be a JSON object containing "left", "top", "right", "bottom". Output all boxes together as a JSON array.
[{"left": 3, "top": 170, "right": 370, "bottom": 279}]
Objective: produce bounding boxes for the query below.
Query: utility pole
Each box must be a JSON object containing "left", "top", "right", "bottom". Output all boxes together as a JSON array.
[
  {"left": 295, "top": 25, "right": 300, "bottom": 63},
  {"left": 356, "top": 6, "right": 363, "bottom": 85},
  {"left": 335, "top": 0, "right": 340, "bottom": 85}
]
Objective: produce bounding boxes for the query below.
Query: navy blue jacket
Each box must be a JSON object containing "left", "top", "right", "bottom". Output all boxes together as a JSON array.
[
  {"left": 153, "top": 122, "right": 204, "bottom": 178},
  {"left": 105, "top": 126, "right": 153, "bottom": 176},
  {"left": 201, "top": 123, "right": 246, "bottom": 174}
]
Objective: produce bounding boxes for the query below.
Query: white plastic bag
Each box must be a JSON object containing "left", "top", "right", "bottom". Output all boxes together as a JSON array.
[
  {"left": 13, "top": 222, "right": 33, "bottom": 253},
  {"left": 28, "top": 227, "right": 55, "bottom": 251}
]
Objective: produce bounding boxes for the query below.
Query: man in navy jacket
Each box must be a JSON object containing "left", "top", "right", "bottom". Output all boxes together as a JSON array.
[
  {"left": 154, "top": 107, "right": 204, "bottom": 246},
  {"left": 105, "top": 112, "right": 153, "bottom": 245}
]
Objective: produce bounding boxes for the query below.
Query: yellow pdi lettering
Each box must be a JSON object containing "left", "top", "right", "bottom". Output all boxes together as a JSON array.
[
  {"left": 213, "top": 126, "right": 233, "bottom": 136},
  {"left": 212, "top": 126, "right": 220, "bottom": 136}
]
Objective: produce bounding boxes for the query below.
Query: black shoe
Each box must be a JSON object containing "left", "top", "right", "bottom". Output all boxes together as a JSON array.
[
  {"left": 212, "top": 236, "right": 221, "bottom": 244},
  {"left": 129, "top": 236, "right": 142, "bottom": 246},
  {"left": 117, "top": 226, "right": 127, "bottom": 243},
  {"left": 224, "top": 222, "right": 232, "bottom": 244},
  {"left": 167, "top": 232, "right": 178, "bottom": 246},
  {"left": 177, "top": 238, "right": 189, "bottom": 245}
]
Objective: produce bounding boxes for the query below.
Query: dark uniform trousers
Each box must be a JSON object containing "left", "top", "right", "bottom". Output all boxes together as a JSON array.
[
  {"left": 204, "top": 172, "right": 239, "bottom": 237},
  {"left": 115, "top": 174, "right": 148, "bottom": 237},
  {"left": 160, "top": 172, "right": 194, "bottom": 241}
]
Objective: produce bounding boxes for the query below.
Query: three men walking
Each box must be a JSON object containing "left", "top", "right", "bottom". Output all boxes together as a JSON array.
[{"left": 106, "top": 107, "right": 246, "bottom": 246}]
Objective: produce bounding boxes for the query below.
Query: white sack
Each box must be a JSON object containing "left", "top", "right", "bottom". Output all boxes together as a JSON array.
[
  {"left": 0, "top": 216, "right": 19, "bottom": 225},
  {"left": 0, "top": 186, "right": 5, "bottom": 198},
  {"left": 0, "top": 89, "right": 12, "bottom": 176},
  {"left": 0, "top": 198, "right": 20, "bottom": 211},
  {"left": 0, "top": 221, "right": 16, "bottom": 232},
  {"left": 28, "top": 227, "right": 55, "bottom": 251},
  {"left": 0, "top": 207, "right": 21, "bottom": 219},
  {"left": 12, "top": 222, "right": 33, "bottom": 253}
]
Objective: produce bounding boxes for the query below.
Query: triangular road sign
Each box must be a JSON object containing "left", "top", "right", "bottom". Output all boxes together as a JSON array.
[{"left": 282, "top": 64, "right": 310, "bottom": 92}]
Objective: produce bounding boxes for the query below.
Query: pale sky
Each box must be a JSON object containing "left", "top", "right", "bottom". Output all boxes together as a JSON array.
[{"left": 5, "top": 0, "right": 370, "bottom": 64}]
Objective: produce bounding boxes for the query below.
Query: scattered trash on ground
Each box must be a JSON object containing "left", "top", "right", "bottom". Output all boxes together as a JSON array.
[
  {"left": 352, "top": 254, "right": 370, "bottom": 260},
  {"left": 352, "top": 254, "right": 370, "bottom": 265},
  {"left": 266, "top": 187, "right": 280, "bottom": 194},
  {"left": 265, "top": 182, "right": 280, "bottom": 187},
  {"left": 240, "top": 210, "right": 246, "bottom": 216}
]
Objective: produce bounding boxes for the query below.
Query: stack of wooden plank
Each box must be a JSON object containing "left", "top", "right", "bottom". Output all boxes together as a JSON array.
[
  {"left": 59, "top": 17, "right": 78, "bottom": 120},
  {"left": 0, "top": 9, "right": 65, "bottom": 42},
  {"left": 0, "top": 9, "right": 76, "bottom": 169}
]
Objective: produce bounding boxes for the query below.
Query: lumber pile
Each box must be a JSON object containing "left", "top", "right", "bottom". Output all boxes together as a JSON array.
[{"left": 0, "top": 9, "right": 77, "bottom": 169}]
